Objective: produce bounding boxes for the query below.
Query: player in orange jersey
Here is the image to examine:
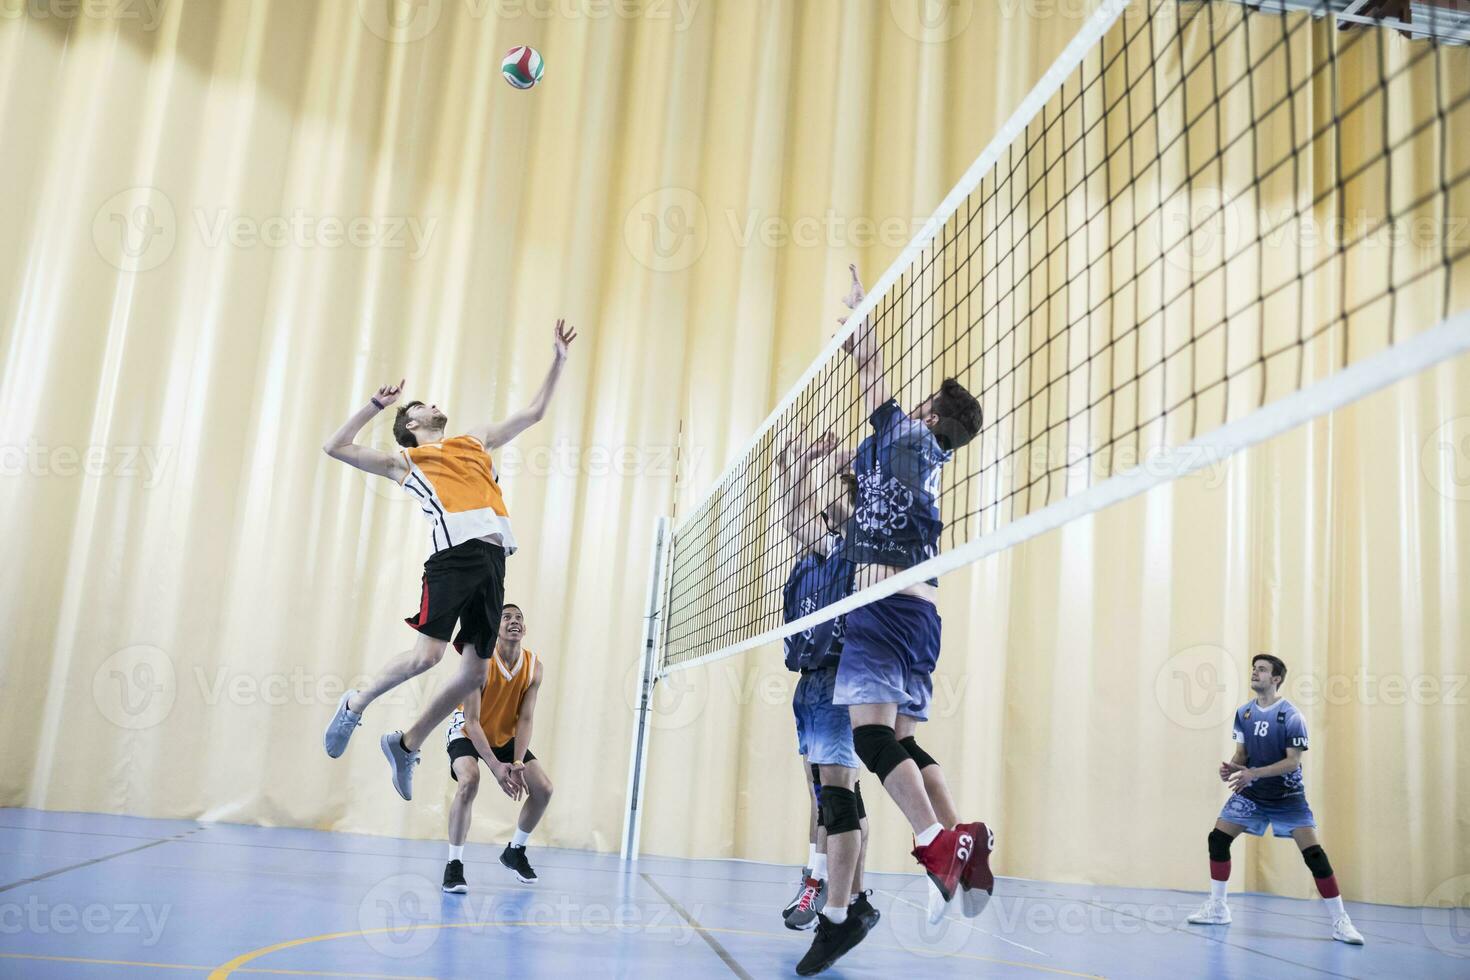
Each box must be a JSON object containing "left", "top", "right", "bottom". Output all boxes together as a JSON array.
[
  {"left": 321, "top": 320, "right": 576, "bottom": 803},
  {"left": 440, "top": 603, "right": 554, "bottom": 893}
]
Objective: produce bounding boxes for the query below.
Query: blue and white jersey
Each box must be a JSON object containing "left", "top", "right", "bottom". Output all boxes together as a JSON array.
[
  {"left": 845, "top": 399, "right": 951, "bottom": 574},
  {"left": 1233, "top": 698, "right": 1309, "bottom": 801},
  {"left": 782, "top": 532, "right": 854, "bottom": 672}
]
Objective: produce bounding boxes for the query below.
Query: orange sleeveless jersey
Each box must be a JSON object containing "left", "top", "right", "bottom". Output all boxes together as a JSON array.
[
  {"left": 398, "top": 434, "right": 517, "bottom": 555},
  {"left": 466, "top": 647, "right": 538, "bottom": 747}
]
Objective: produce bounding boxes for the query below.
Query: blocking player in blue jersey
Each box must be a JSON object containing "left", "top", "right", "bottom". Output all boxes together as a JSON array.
[
  {"left": 1186, "top": 654, "right": 1365, "bottom": 945},
  {"left": 775, "top": 433, "right": 877, "bottom": 936},
  {"left": 797, "top": 266, "right": 989, "bottom": 977}
]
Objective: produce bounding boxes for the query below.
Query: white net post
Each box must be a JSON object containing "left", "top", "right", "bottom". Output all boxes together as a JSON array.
[{"left": 621, "top": 515, "right": 670, "bottom": 861}]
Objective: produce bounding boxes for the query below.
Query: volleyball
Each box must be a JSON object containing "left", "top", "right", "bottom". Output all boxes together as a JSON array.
[{"left": 502, "top": 46, "right": 544, "bottom": 90}]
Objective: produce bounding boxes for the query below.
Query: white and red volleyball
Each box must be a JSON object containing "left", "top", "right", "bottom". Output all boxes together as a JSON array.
[{"left": 501, "top": 46, "right": 545, "bottom": 90}]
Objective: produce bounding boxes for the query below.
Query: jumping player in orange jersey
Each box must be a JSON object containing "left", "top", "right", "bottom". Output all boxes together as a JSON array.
[
  {"left": 441, "top": 603, "right": 554, "bottom": 894},
  {"left": 320, "top": 320, "right": 577, "bottom": 802}
]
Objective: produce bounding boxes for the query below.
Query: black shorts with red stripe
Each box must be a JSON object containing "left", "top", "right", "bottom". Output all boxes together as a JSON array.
[{"left": 405, "top": 539, "right": 505, "bottom": 659}]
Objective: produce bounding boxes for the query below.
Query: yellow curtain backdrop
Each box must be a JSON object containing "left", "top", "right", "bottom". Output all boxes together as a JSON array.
[{"left": 1, "top": 0, "right": 1465, "bottom": 914}]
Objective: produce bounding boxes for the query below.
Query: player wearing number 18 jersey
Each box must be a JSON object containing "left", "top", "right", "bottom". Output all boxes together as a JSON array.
[{"left": 1186, "top": 654, "right": 1365, "bottom": 945}]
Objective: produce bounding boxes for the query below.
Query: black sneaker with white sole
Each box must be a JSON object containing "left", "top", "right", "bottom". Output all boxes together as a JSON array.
[
  {"left": 500, "top": 844, "right": 537, "bottom": 883},
  {"left": 795, "top": 912, "right": 870, "bottom": 976},
  {"left": 442, "top": 859, "right": 467, "bottom": 894}
]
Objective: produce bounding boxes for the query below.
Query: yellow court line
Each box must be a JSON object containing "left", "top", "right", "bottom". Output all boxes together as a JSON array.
[
  {"left": 0, "top": 951, "right": 434, "bottom": 979},
  {"left": 207, "top": 919, "right": 1107, "bottom": 979}
]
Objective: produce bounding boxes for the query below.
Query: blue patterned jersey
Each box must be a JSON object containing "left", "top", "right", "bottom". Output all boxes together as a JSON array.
[
  {"left": 845, "top": 399, "right": 951, "bottom": 575},
  {"left": 1233, "top": 699, "right": 1309, "bottom": 801},
  {"left": 782, "top": 532, "right": 853, "bottom": 672}
]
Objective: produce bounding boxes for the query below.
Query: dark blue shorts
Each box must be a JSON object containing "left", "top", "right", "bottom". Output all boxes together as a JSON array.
[
  {"left": 1220, "top": 793, "right": 1316, "bottom": 837},
  {"left": 834, "top": 594, "right": 940, "bottom": 720}
]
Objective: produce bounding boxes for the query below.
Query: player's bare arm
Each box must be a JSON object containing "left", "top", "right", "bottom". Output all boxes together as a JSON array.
[
  {"left": 779, "top": 432, "right": 839, "bottom": 555},
  {"left": 468, "top": 320, "right": 578, "bottom": 449},
  {"left": 460, "top": 682, "right": 524, "bottom": 801},
  {"left": 323, "top": 380, "right": 411, "bottom": 481},
  {"left": 510, "top": 661, "right": 544, "bottom": 772},
  {"left": 839, "top": 265, "right": 890, "bottom": 415},
  {"left": 1227, "top": 746, "right": 1303, "bottom": 793}
]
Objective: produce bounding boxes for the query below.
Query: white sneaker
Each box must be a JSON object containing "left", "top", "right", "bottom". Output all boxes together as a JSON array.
[
  {"left": 1333, "top": 915, "right": 1365, "bottom": 945},
  {"left": 323, "top": 690, "right": 363, "bottom": 758},
  {"left": 1186, "top": 898, "right": 1232, "bottom": 925}
]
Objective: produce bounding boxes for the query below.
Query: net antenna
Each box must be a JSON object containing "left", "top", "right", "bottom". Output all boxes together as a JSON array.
[{"left": 621, "top": 0, "right": 1468, "bottom": 854}]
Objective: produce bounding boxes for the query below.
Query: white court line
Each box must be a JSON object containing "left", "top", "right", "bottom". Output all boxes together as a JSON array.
[{"left": 872, "top": 886, "right": 1051, "bottom": 958}]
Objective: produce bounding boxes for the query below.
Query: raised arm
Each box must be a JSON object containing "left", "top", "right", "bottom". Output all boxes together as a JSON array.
[
  {"left": 839, "top": 265, "right": 891, "bottom": 416},
  {"left": 322, "top": 380, "right": 410, "bottom": 482},
  {"left": 468, "top": 320, "right": 578, "bottom": 449},
  {"left": 779, "top": 431, "right": 841, "bottom": 557}
]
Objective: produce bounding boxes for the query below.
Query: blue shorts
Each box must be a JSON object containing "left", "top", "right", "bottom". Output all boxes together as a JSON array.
[
  {"left": 793, "top": 667, "right": 860, "bottom": 769},
  {"left": 1220, "top": 793, "right": 1316, "bottom": 837},
  {"left": 833, "top": 594, "right": 940, "bottom": 721}
]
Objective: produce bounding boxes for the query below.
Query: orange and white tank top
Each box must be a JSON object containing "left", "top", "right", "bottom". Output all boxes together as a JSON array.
[
  {"left": 398, "top": 434, "right": 517, "bottom": 555},
  {"left": 447, "top": 647, "right": 538, "bottom": 748}
]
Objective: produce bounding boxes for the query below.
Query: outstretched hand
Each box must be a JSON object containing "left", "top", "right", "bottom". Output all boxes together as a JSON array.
[
  {"left": 841, "top": 263, "right": 865, "bottom": 311},
  {"left": 805, "top": 430, "right": 839, "bottom": 461},
  {"left": 553, "top": 319, "right": 578, "bottom": 360},
  {"left": 373, "top": 379, "right": 405, "bottom": 408}
]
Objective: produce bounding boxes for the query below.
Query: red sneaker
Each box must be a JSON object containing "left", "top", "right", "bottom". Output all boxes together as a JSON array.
[
  {"left": 911, "top": 827, "right": 970, "bottom": 924},
  {"left": 956, "top": 821, "right": 995, "bottom": 918}
]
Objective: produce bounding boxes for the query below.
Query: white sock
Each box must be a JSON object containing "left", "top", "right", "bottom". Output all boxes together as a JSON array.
[
  {"left": 1209, "top": 879, "right": 1228, "bottom": 901},
  {"left": 825, "top": 906, "right": 848, "bottom": 924},
  {"left": 813, "top": 853, "right": 828, "bottom": 880},
  {"left": 510, "top": 828, "right": 530, "bottom": 849},
  {"left": 448, "top": 844, "right": 464, "bottom": 861},
  {"left": 806, "top": 844, "right": 818, "bottom": 870},
  {"left": 915, "top": 823, "right": 944, "bottom": 848},
  {"left": 1324, "top": 895, "right": 1345, "bottom": 919}
]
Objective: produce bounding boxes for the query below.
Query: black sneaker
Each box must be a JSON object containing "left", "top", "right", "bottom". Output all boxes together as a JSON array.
[
  {"left": 442, "top": 859, "right": 467, "bottom": 894},
  {"left": 795, "top": 912, "right": 870, "bottom": 976},
  {"left": 500, "top": 844, "right": 537, "bottom": 884},
  {"left": 849, "top": 890, "right": 880, "bottom": 930}
]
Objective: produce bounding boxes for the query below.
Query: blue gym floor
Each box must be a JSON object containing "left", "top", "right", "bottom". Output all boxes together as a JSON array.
[{"left": 0, "top": 809, "right": 1464, "bottom": 978}]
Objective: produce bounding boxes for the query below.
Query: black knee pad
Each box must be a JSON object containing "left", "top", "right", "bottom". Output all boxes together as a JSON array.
[
  {"left": 1208, "top": 829, "right": 1234, "bottom": 862},
  {"left": 819, "top": 786, "right": 861, "bottom": 836},
  {"left": 899, "top": 735, "right": 939, "bottom": 770},
  {"left": 852, "top": 725, "right": 911, "bottom": 783},
  {"left": 1301, "top": 845, "right": 1334, "bottom": 879},
  {"left": 855, "top": 781, "right": 866, "bottom": 821}
]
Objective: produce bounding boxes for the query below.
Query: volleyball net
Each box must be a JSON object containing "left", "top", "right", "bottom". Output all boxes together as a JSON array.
[{"left": 656, "top": 0, "right": 1470, "bottom": 677}]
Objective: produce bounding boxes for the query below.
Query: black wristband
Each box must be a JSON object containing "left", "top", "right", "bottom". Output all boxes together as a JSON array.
[{"left": 370, "top": 397, "right": 386, "bottom": 411}]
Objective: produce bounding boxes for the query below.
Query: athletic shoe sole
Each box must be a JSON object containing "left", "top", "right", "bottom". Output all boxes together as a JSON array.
[{"left": 442, "top": 883, "right": 468, "bottom": 894}]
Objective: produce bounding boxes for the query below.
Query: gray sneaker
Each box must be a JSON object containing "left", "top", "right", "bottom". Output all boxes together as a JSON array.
[
  {"left": 323, "top": 690, "right": 363, "bottom": 758},
  {"left": 785, "top": 877, "right": 827, "bottom": 931},
  {"left": 782, "top": 867, "right": 813, "bottom": 920},
  {"left": 381, "top": 731, "right": 420, "bottom": 800}
]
